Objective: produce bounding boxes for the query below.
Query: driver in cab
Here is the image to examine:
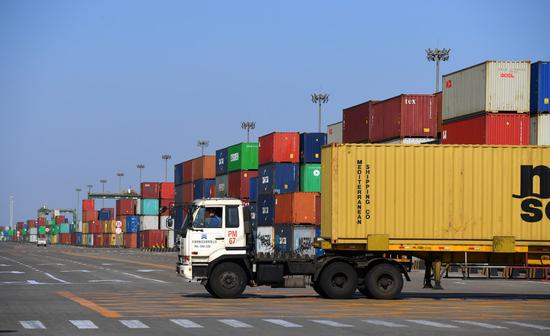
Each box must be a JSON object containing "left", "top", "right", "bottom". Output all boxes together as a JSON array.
[{"left": 204, "top": 208, "right": 221, "bottom": 228}]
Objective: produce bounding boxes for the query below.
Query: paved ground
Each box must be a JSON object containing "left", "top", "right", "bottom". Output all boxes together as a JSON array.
[{"left": 1, "top": 242, "right": 549, "bottom": 335}]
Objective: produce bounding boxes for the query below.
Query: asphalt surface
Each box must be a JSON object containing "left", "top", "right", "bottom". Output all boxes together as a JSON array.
[{"left": 1, "top": 242, "right": 550, "bottom": 335}]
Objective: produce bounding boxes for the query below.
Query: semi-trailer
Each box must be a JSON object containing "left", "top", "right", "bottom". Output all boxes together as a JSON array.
[{"left": 174, "top": 144, "right": 550, "bottom": 299}]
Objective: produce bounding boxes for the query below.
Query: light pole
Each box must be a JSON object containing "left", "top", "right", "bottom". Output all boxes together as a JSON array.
[
  {"left": 9, "top": 195, "right": 14, "bottom": 229},
  {"left": 426, "top": 48, "right": 451, "bottom": 92},
  {"left": 116, "top": 172, "right": 124, "bottom": 192},
  {"left": 100, "top": 179, "right": 107, "bottom": 207},
  {"left": 241, "top": 121, "right": 256, "bottom": 143},
  {"left": 136, "top": 164, "right": 145, "bottom": 184},
  {"left": 75, "top": 188, "right": 82, "bottom": 214},
  {"left": 161, "top": 155, "right": 171, "bottom": 182},
  {"left": 197, "top": 140, "right": 209, "bottom": 156},
  {"left": 86, "top": 184, "right": 93, "bottom": 195},
  {"left": 311, "top": 93, "right": 329, "bottom": 132}
]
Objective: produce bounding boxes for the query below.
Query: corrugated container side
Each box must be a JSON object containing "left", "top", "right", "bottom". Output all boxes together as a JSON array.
[
  {"left": 227, "top": 171, "right": 258, "bottom": 200},
  {"left": 321, "top": 144, "right": 550, "bottom": 246},
  {"left": 160, "top": 182, "right": 175, "bottom": 199},
  {"left": 256, "top": 226, "right": 274, "bottom": 254},
  {"left": 343, "top": 101, "right": 376, "bottom": 143},
  {"left": 191, "top": 156, "right": 216, "bottom": 181},
  {"left": 140, "top": 182, "right": 160, "bottom": 199},
  {"left": 299, "top": 133, "right": 327, "bottom": 163},
  {"left": 531, "top": 113, "right": 550, "bottom": 145},
  {"left": 183, "top": 160, "right": 193, "bottom": 183},
  {"left": 227, "top": 143, "right": 259, "bottom": 172},
  {"left": 215, "top": 175, "right": 229, "bottom": 197},
  {"left": 216, "top": 148, "right": 228, "bottom": 176},
  {"left": 174, "top": 162, "right": 184, "bottom": 186},
  {"left": 531, "top": 61, "right": 550, "bottom": 113},
  {"left": 327, "top": 122, "right": 343, "bottom": 144},
  {"left": 193, "top": 179, "right": 215, "bottom": 199},
  {"left": 258, "top": 132, "right": 300, "bottom": 165},
  {"left": 182, "top": 183, "right": 194, "bottom": 203},
  {"left": 258, "top": 163, "right": 299, "bottom": 195},
  {"left": 274, "top": 192, "right": 320, "bottom": 225},
  {"left": 435, "top": 91, "right": 443, "bottom": 133},
  {"left": 257, "top": 194, "right": 275, "bottom": 226}
]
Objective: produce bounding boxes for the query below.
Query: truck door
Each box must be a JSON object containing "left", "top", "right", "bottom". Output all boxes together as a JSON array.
[{"left": 224, "top": 205, "right": 246, "bottom": 249}]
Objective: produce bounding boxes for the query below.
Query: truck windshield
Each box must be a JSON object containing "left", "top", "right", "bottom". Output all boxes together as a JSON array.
[{"left": 179, "top": 206, "right": 195, "bottom": 237}]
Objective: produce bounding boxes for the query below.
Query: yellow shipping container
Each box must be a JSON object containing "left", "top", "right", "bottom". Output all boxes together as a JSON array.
[
  {"left": 82, "top": 222, "right": 89, "bottom": 235},
  {"left": 103, "top": 220, "right": 116, "bottom": 234},
  {"left": 321, "top": 144, "right": 550, "bottom": 251}
]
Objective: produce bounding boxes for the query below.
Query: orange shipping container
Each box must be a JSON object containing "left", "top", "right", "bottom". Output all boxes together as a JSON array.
[
  {"left": 275, "top": 192, "right": 321, "bottom": 225},
  {"left": 124, "top": 232, "right": 138, "bottom": 248},
  {"left": 192, "top": 156, "right": 216, "bottom": 181}
]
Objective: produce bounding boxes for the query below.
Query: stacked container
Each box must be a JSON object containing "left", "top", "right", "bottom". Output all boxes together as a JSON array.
[
  {"left": 139, "top": 182, "right": 163, "bottom": 248},
  {"left": 116, "top": 198, "right": 136, "bottom": 248},
  {"left": 299, "top": 133, "right": 325, "bottom": 193},
  {"left": 215, "top": 147, "right": 229, "bottom": 197},
  {"left": 327, "top": 122, "right": 343, "bottom": 144},
  {"left": 192, "top": 156, "right": 216, "bottom": 200},
  {"left": 442, "top": 61, "right": 531, "bottom": 145},
  {"left": 256, "top": 132, "right": 300, "bottom": 254},
  {"left": 160, "top": 182, "right": 175, "bottom": 247},
  {"left": 227, "top": 143, "right": 259, "bottom": 201},
  {"left": 342, "top": 100, "right": 377, "bottom": 143},
  {"left": 530, "top": 61, "right": 550, "bottom": 145}
]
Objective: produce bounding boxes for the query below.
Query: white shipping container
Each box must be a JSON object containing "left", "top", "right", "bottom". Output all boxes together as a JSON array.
[
  {"left": 531, "top": 114, "right": 550, "bottom": 145},
  {"left": 443, "top": 61, "right": 530, "bottom": 120},
  {"left": 327, "top": 121, "right": 342, "bottom": 144},
  {"left": 29, "top": 234, "right": 37, "bottom": 243},
  {"left": 380, "top": 137, "right": 435, "bottom": 144},
  {"left": 29, "top": 228, "right": 38, "bottom": 235},
  {"left": 75, "top": 221, "right": 83, "bottom": 233},
  {"left": 86, "top": 234, "right": 94, "bottom": 246},
  {"left": 256, "top": 226, "right": 274, "bottom": 254},
  {"left": 140, "top": 215, "right": 159, "bottom": 231},
  {"left": 159, "top": 216, "right": 170, "bottom": 230}
]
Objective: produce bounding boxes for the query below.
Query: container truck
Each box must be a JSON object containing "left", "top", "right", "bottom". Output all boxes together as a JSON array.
[{"left": 174, "top": 144, "right": 550, "bottom": 299}]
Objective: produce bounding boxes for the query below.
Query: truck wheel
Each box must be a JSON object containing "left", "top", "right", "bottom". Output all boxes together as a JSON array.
[
  {"left": 365, "top": 264, "right": 403, "bottom": 299},
  {"left": 319, "top": 262, "right": 358, "bottom": 299},
  {"left": 312, "top": 282, "right": 328, "bottom": 298},
  {"left": 204, "top": 282, "right": 219, "bottom": 298},
  {"left": 208, "top": 262, "right": 247, "bottom": 299},
  {"left": 357, "top": 284, "right": 372, "bottom": 297}
]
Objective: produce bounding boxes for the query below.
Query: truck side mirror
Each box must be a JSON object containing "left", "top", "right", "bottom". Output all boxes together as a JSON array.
[{"left": 166, "top": 218, "right": 174, "bottom": 229}]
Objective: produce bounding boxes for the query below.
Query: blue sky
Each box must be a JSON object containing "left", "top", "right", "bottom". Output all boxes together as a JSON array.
[{"left": 1, "top": 0, "right": 549, "bottom": 224}]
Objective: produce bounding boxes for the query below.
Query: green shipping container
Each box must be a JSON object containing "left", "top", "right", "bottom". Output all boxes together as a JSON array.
[
  {"left": 227, "top": 143, "right": 259, "bottom": 172},
  {"left": 300, "top": 164, "right": 321, "bottom": 192},
  {"left": 38, "top": 226, "right": 46, "bottom": 235},
  {"left": 8, "top": 230, "right": 14, "bottom": 237},
  {"left": 141, "top": 199, "right": 160, "bottom": 215},
  {"left": 50, "top": 224, "right": 59, "bottom": 235}
]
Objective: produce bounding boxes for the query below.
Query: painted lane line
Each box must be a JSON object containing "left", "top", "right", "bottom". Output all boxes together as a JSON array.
[
  {"left": 219, "top": 319, "right": 253, "bottom": 328},
  {"left": 135, "top": 269, "right": 164, "bottom": 272},
  {"left": 120, "top": 320, "right": 149, "bottom": 329},
  {"left": 505, "top": 322, "right": 550, "bottom": 330},
  {"left": 170, "top": 319, "right": 204, "bottom": 328},
  {"left": 61, "top": 270, "right": 92, "bottom": 273},
  {"left": 120, "top": 272, "right": 167, "bottom": 283},
  {"left": 26, "top": 280, "right": 44, "bottom": 285},
  {"left": 0, "top": 264, "right": 10, "bottom": 267},
  {"left": 363, "top": 320, "right": 407, "bottom": 328},
  {"left": 38, "top": 263, "right": 65, "bottom": 266},
  {"left": 70, "top": 320, "right": 98, "bottom": 329},
  {"left": 20, "top": 320, "right": 46, "bottom": 329},
  {"left": 454, "top": 320, "right": 507, "bottom": 329},
  {"left": 310, "top": 320, "right": 354, "bottom": 327},
  {"left": 88, "top": 279, "right": 130, "bottom": 283},
  {"left": 454, "top": 281, "right": 467, "bottom": 285},
  {"left": 263, "top": 319, "right": 302, "bottom": 328},
  {"left": 405, "top": 320, "right": 459, "bottom": 328},
  {"left": 0, "top": 271, "right": 24, "bottom": 274},
  {"left": 44, "top": 272, "right": 70, "bottom": 284}
]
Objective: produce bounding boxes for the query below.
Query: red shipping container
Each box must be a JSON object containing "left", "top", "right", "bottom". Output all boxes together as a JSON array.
[
  {"left": 435, "top": 91, "right": 443, "bottom": 134},
  {"left": 160, "top": 199, "right": 173, "bottom": 216},
  {"left": 124, "top": 232, "right": 138, "bottom": 248},
  {"left": 183, "top": 183, "right": 194, "bottom": 203},
  {"left": 38, "top": 217, "right": 46, "bottom": 226},
  {"left": 183, "top": 159, "right": 194, "bottom": 183},
  {"left": 140, "top": 230, "right": 167, "bottom": 248},
  {"left": 259, "top": 132, "right": 300, "bottom": 165},
  {"left": 192, "top": 156, "right": 216, "bottom": 181},
  {"left": 27, "top": 220, "right": 37, "bottom": 228},
  {"left": 160, "top": 182, "right": 175, "bottom": 199},
  {"left": 228, "top": 171, "right": 259, "bottom": 200},
  {"left": 141, "top": 182, "right": 160, "bottom": 199},
  {"left": 82, "top": 210, "right": 97, "bottom": 222},
  {"left": 116, "top": 199, "right": 135, "bottom": 216},
  {"left": 441, "top": 113, "right": 530, "bottom": 145},
  {"left": 82, "top": 199, "right": 95, "bottom": 211},
  {"left": 89, "top": 220, "right": 103, "bottom": 234},
  {"left": 343, "top": 100, "right": 377, "bottom": 143},
  {"left": 93, "top": 234, "right": 104, "bottom": 247},
  {"left": 370, "top": 94, "right": 437, "bottom": 142},
  {"left": 59, "top": 233, "right": 72, "bottom": 245},
  {"left": 274, "top": 192, "right": 321, "bottom": 225},
  {"left": 55, "top": 216, "right": 65, "bottom": 224}
]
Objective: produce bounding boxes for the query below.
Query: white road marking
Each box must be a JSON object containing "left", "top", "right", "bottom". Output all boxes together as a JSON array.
[
  {"left": 26, "top": 280, "right": 43, "bottom": 285},
  {"left": 121, "top": 272, "right": 167, "bottom": 283},
  {"left": 88, "top": 279, "right": 130, "bottom": 283},
  {"left": 363, "top": 319, "right": 407, "bottom": 327},
  {"left": 101, "top": 263, "right": 114, "bottom": 266},
  {"left": 61, "top": 270, "right": 92, "bottom": 273},
  {"left": 454, "top": 320, "right": 506, "bottom": 329},
  {"left": 20, "top": 320, "right": 46, "bottom": 329},
  {"left": 135, "top": 269, "right": 164, "bottom": 273},
  {"left": 505, "top": 321, "right": 550, "bottom": 330},
  {"left": 70, "top": 320, "right": 98, "bottom": 329},
  {"left": 120, "top": 320, "right": 149, "bottom": 329},
  {"left": 405, "top": 320, "right": 459, "bottom": 328},
  {"left": 0, "top": 264, "right": 10, "bottom": 267},
  {"left": 264, "top": 319, "right": 302, "bottom": 328},
  {"left": 0, "top": 271, "right": 24, "bottom": 274},
  {"left": 310, "top": 320, "right": 354, "bottom": 327},
  {"left": 219, "top": 319, "right": 253, "bottom": 328},
  {"left": 44, "top": 272, "right": 70, "bottom": 284},
  {"left": 38, "top": 263, "right": 65, "bottom": 266},
  {"left": 171, "top": 319, "right": 204, "bottom": 328},
  {"left": 454, "top": 281, "right": 467, "bottom": 285}
]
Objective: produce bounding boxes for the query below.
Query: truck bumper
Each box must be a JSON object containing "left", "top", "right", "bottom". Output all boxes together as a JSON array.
[{"left": 176, "top": 262, "right": 193, "bottom": 281}]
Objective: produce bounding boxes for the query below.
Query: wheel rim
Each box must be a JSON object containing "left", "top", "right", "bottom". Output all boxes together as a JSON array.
[
  {"left": 220, "top": 271, "right": 238, "bottom": 290},
  {"left": 376, "top": 274, "right": 394, "bottom": 292},
  {"left": 331, "top": 272, "right": 348, "bottom": 288}
]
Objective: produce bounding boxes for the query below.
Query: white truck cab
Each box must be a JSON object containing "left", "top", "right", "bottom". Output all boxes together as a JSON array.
[{"left": 176, "top": 198, "right": 249, "bottom": 283}]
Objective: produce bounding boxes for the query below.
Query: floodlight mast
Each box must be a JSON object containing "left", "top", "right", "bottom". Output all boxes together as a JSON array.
[
  {"left": 136, "top": 164, "right": 145, "bottom": 184},
  {"left": 426, "top": 48, "right": 451, "bottom": 92},
  {"left": 241, "top": 121, "right": 256, "bottom": 142},
  {"left": 311, "top": 93, "right": 329, "bottom": 132},
  {"left": 161, "top": 155, "right": 171, "bottom": 182},
  {"left": 197, "top": 140, "right": 209, "bottom": 156}
]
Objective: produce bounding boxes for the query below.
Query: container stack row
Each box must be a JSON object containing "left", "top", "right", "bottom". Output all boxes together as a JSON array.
[{"left": 215, "top": 142, "right": 259, "bottom": 200}]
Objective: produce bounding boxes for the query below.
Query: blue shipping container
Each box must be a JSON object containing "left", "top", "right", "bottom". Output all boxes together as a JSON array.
[
  {"left": 216, "top": 147, "right": 228, "bottom": 176},
  {"left": 98, "top": 210, "right": 111, "bottom": 220},
  {"left": 249, "top": 203, "right": 257, "bottom": 229},
  {"left": 274, "top": 224, "right": 293, "bottom": 255},
  {"left": 258, "top": 163, "right": 299, "bottom": 195},
  {"left": 300, "top": 133, "right": 327, "bottom": 163},
  {"left": 75, "top": 232, "right": 83, "bottom": 246},
  {"left": 194, "top": 179, "right": 215, "bottom": 199},
  {"left": 531, "top": 61, "right": 550, "bottom": 113},
  {"left": 174, "top": 162, "right": 184, "bottom": 186},
  {"left": 126, "top": 216, "right": 140, "bottom": 233},
  {"left": 257, "top": 194, "right": 275, "bottom": 226},
  {"left": 249, "top": 177, "right": 258, "bottom": 202}
]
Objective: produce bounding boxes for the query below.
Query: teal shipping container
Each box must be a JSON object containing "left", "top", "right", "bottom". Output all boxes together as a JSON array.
[
  {"left": 59, "top": 223, "right": 72, "bottom": 234},
  {"left": 140, "top": 199, "right": 160, "bottom": 215}
]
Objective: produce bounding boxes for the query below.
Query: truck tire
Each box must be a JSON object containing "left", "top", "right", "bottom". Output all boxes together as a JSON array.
[
  {"left": 319, "top": 262, "right": 358, "bottom": 299},
  {"left": 357, "top": 285, "right": 372, "bottom": 297},
  {"left": 208, "top": 262, "right": 247, "bottom": 298},
  {"left": 204, "top": 282, "right": 219, "bottom": 298},
  {"left": 312, "top": 282, "right": 328, "bottom": 298},
  {"left": 364, "top": 264, "right": 403, "bottom": 299}
]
